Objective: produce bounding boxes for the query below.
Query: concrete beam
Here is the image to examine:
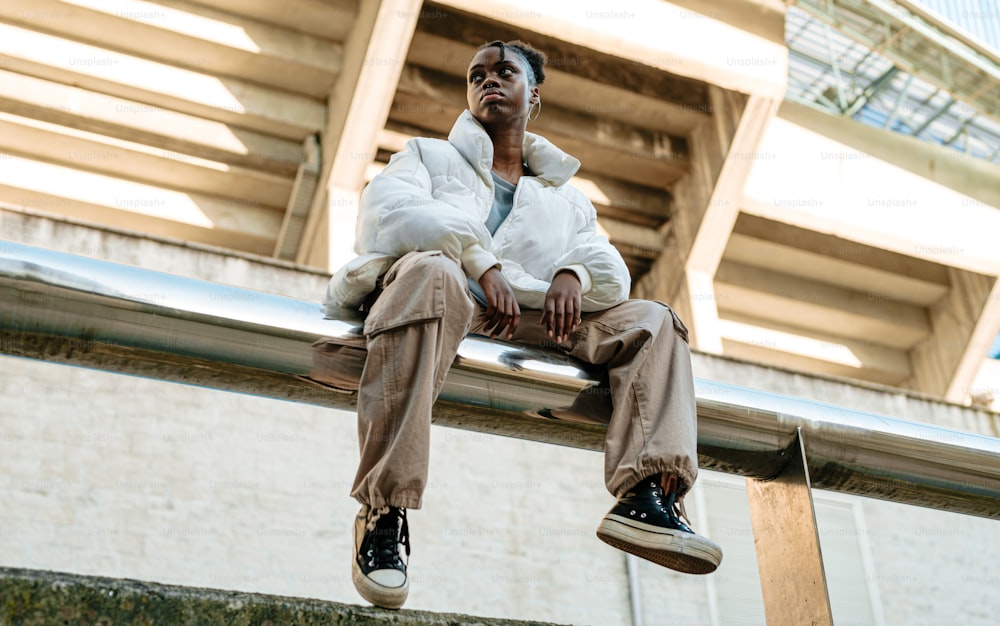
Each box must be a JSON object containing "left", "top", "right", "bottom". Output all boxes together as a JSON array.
[
  {"left": 677, "top": 269, "right": 724, "bottom": 353},
  {"left": 687, "top": 91, "right": 774, "bottom": 276},
  {"left": 726, "top": 217, "right": 951, "bottom": 306},
  {"left": 667, "top": 0, "right": 786, "bottom": 44},
  {"left": 0, "top": 23, "right": 325, "bottom": 140},
  {"left": 296, "top": 0, "right": 423, "bottom": 270},
  {"left": 570, "top": 173, "right": 671, "bottom": 225},
  {"left": 191, "top": 0, "right": 358, "bottom": 41},
  {"left": 737, "top": 102, "right": 1000, "bottom": 398},
  {"left": 0, "top": 112, "right": 291, "bottom": 209},
  {"left": 743, "top": 101, "right": 1000, "bottom": 276},
  {"left": 0, "top": 0, "right": 344, "bottom": 98},
  {"left": 909, "top": 268, "right": 1000, "bottom": 402},
  {"left": 715, "top": 261, "right": 930, "bottom": 349},
  {"left": 0, "top": 70, "right": 305, "bottom": 176},
  {"left": 718, "top": 311, "right": 912, "bottom": 385},
  {"left": 405, "top": 30, "right": 710, "bottom": 135},
  {"left": 0, "top": 155, "right": 281, "bottom": 254},
  {"left": 430, "top": 0, "right": 788, "bottom": 99},
  {"left": 390, "top": 66, "right": 690, "bottom": 186},
  {"left": 596, "top": 217, "right": 668, "bottom": 259},
  {"left": 635, "top": 89, "right": 781, "bottom": 353}
]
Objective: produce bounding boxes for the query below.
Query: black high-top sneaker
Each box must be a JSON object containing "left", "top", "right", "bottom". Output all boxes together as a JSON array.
[
  {"left": 352, "top": 505, "right": 410, "bottom": 609},
  {"left": 597, "top": 475, "right": 722, "bottom": 574}
]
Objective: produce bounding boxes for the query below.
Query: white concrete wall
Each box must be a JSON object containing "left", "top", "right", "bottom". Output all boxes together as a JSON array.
[{"left": 2, "top": 211, "right": 999, "bottom": 625}]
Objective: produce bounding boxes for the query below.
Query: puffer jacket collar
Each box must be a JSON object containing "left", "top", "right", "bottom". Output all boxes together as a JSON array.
[{"left": 447, "top": 109, "right": 581, "bottom": 187}]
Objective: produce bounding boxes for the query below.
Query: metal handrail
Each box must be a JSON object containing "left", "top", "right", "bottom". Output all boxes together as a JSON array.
[{"left": 2, "top": 240, "right": 999, "bottom": 519}]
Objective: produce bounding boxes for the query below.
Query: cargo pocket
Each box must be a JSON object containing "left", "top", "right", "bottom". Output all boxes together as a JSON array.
[
  {"left": 362, "top": 250, "right": 450, "bottom": 337},
  {"left": 309, "top": 335, "right": 367, "bottom": 391},
  {"left": 653, "top": 300, "right": 690, "bottom": 344}
]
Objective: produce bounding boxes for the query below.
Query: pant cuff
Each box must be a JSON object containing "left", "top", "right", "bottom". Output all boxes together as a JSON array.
[
  {"left": 355, "top": 493, "right": 423, "bottom": 510},
  {"left": 610, "top": 463, "right": 697, "bottom": 500}
]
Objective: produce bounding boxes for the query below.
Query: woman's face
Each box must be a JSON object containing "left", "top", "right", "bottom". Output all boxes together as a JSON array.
[{"left": 466, "top": 46, "right": 538, "bottom": 127}]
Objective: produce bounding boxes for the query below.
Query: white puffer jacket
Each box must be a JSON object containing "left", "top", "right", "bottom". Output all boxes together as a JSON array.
[{"left": 324, "top": 109, "right": 631, "bottom": 313}]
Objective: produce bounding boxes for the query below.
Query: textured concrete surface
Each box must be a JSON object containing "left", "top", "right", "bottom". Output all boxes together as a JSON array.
[{"left": 0, "top": 567, "right": 565, "bottom": 626}]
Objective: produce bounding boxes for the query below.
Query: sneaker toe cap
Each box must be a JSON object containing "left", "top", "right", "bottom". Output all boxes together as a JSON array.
[{"left": 368, "top": 568, "right": 406, "bottom": 588}]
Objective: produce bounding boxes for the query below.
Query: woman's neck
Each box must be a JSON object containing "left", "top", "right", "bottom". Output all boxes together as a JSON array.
[{"left": 485, "top": 124, "right": 526, "bottom": 183}]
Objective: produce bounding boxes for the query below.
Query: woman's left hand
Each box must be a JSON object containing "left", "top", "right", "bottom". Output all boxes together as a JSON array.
[{"left": 541, "top": 270, "right": 582, "bottom": 343}]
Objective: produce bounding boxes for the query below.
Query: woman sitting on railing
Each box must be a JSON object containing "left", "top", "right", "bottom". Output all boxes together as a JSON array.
[{"left": 324, "top": 39, "right": 723, "bottom": 610}]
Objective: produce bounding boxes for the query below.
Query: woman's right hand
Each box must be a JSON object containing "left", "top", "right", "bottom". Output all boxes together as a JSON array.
[{"left": 478, "top": 267, "right": 520, "bottom": 339}]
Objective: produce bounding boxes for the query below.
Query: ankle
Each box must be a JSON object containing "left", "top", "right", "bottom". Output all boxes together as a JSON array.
[{"left": 659, "top": 473, "right": 689, "bottom": 496}]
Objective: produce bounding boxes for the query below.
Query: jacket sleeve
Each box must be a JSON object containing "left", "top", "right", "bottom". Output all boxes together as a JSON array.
[
  {"left": 500, "top": 259, "right": 553, "bottom": 311},
  {"left": 552, "top": 192, "right": 632, "bottom": 311},
  {"left": 356, "top": 140, "right": 499, "bottom": 281}
]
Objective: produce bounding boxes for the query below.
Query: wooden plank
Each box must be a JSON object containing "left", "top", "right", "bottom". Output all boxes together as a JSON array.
[{"left": 747, "top": 432, "right": 835, "bottom": 626}]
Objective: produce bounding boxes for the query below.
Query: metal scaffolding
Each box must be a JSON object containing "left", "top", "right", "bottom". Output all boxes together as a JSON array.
[{"left": 787, "top": 0, "right": 1000, "bottom": 162}]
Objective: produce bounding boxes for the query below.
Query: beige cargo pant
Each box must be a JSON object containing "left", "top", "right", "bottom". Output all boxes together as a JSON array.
[{"left": 351, "top": 251, "right": 698, "bottom": 510}]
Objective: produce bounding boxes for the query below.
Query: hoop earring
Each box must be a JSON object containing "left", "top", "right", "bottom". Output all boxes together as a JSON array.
[{"left": 528, "top": 100, "right": 541, "bottom": 121}]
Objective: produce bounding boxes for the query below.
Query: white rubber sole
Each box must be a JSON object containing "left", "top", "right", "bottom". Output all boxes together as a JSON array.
[
  {"left": 352, "top": 556, "right": 408, "bottom": 610},
  {"left": 597, "top": 514, "right": 722, "bottom": 575}
]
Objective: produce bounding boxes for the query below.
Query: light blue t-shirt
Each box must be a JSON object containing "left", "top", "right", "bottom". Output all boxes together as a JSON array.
[{"left": 468, "top": 172, "right": 517, "bottom": 306}]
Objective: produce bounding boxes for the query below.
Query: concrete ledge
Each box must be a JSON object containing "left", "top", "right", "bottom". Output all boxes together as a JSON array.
[{"left": 0, "top": 567, "right": 564, "bottom": 626}]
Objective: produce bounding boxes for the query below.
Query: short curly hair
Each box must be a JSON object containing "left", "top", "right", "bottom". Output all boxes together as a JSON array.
[{"left": 477, "top": 40, "right": 547, "bottom": 86}]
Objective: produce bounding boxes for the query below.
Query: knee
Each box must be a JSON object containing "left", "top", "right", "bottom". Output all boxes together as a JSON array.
[
  {"left": 621, "top": 300, "right": 688, "bottom": 343},
  {"left": 408, "top": 253, "right": 467, "bottom": 290},
  {"left": 364, "top": 252, "right": 473, "bottom": 336},
  {"left": 636, "top": 300, "right": 670, "bottom": 321},
  {"left": 616, "top": 299, "right": 671, "bottom": 329}
]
